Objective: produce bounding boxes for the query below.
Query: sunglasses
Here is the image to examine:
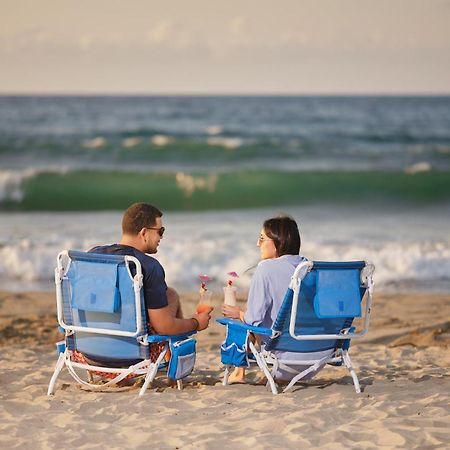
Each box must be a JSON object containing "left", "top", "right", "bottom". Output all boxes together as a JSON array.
[
  {"left": 147, "top": 226, "right": 165, "bottom": 237},
  {"left": 257, "top": 235, "right": 273, "bottom": 244}
]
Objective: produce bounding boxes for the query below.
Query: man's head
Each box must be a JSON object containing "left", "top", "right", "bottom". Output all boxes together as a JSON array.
[{"left": 121, "top": 202, "right": 164, "bottom": 254}]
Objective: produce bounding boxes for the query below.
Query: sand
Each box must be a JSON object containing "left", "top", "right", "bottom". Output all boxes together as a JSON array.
[{"left": 0, "top": 290, "right": 449, "bottom": 449}]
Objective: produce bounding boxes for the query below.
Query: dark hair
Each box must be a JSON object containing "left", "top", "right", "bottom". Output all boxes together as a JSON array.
[
  {"left": 263, "top": 215, "right": 301, "bottom": 257},
  {"left": 122, "top": 202, "right": 163, "bottom": 235}
]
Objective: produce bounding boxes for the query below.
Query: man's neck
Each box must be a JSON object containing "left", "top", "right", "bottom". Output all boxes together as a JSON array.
[{"left": 119, "top": 235, "right": 144, "bottom": 253}]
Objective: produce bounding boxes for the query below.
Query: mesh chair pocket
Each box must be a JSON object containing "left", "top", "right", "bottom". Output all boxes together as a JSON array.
[
  {"left": 70, "top": 261, "right": 121, "bottom": 313},
  {"left": 167, "top": 338, "right": 196, "bottom": 380},
  {"left": 314, "top": 269, "right": 361, "bottom": 318}
]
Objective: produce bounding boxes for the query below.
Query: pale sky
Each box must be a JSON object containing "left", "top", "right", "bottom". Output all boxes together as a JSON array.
[{"left": 1, "top": 0, "right": 450, "bottom": 94}]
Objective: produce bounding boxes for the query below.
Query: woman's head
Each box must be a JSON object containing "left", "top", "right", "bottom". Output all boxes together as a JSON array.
[{"left": 257, "top": 215, "right": 301, "bottom": 259}]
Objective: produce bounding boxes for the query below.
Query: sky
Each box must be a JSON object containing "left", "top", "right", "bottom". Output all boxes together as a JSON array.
[{"left": 1, "top": 0, "right": 450, "bottom": 94}]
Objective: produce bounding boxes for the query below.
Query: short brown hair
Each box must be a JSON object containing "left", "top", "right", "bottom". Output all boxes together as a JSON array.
[
  {"left": 122, "top": 202, "right": 163, "bottom": 235},
  {"left": 263, "top": 215, "right": 301, "bottom": 257}
]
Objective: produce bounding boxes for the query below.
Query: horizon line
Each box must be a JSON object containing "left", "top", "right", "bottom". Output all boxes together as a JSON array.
[{"left": 1, "top": 91, "right": 450, "bottom": 97}]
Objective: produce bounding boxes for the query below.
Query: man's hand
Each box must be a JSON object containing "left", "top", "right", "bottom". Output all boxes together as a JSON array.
[
  {"left": 221, "top": 304, "right": 242, "bottom": 320},
  {"left": 194, "top": 306, "right": 213, "bottom": 331},
  {"left": 150, "top": 305, "right": 213, "bottom": 335}
]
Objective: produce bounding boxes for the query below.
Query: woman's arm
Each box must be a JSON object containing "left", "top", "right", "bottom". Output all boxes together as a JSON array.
[{"left": 222, "top": 263, "right": 270, "bottom": 325}]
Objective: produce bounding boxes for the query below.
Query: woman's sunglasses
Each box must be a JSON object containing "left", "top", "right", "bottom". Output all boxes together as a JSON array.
[{"left": 257, "top": 235, "right": 273, "bottom": 244}]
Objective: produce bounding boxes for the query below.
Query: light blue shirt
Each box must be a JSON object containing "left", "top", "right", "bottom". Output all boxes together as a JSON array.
[
  {"left": 244, "top": 254, "right": 307, "bottom": 328},
  {"left": 243, "top": 254, "right": 333, "bottom": 380}
]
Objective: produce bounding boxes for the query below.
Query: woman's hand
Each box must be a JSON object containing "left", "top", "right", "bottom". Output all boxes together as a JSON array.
[{"left": 221, "top": 304, "right": 243, "bottom": 320}]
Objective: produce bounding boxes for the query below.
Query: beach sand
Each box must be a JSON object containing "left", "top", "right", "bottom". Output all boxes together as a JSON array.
[{"left": 0, "top": 291, "right": 449, "bottom": 449}]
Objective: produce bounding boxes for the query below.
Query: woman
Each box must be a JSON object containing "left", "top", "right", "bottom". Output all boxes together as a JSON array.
[{"left": 222, "top": 215, "right": 332, "bottom": 384}]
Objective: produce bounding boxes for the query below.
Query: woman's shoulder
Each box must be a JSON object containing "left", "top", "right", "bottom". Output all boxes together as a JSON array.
[{"left": 257, "top": 254, "right": 307, "bottom": 273}]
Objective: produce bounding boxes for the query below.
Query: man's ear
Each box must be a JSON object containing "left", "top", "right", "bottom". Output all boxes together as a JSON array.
[{"left": 138, "top": 227, "right": 147, "bottom": 240}]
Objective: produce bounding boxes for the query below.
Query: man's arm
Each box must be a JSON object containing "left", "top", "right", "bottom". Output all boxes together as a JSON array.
[{"left": 149, "top": 306, "right": 213, "bottom": 335}]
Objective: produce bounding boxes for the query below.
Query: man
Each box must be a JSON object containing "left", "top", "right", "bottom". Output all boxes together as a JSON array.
[{"left": 90, "top": 202, "right": 212, "bottom": 335}]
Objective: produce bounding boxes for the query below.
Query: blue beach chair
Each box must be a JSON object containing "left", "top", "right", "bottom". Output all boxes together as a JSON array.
[
  {"left": 47, "top": 250, "right": 196, "bottom": 396},
  {"left": 217, "top": 260, "right": 374, "bottom": 394}
]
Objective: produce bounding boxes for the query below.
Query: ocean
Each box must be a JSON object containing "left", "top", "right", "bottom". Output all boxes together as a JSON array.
[{"left": 0, "top": 95, "right": 449, "bottom": 293}]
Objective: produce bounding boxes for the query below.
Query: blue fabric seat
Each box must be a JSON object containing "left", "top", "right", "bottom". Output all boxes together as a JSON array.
[
  {"left": 48, "top": 250, "right": 196, "bottom": 396},
  {"left": 217, "top": 260, "right": 374, "bottom": 394}
]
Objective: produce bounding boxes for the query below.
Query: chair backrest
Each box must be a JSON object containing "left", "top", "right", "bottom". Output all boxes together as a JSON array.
[
  {"left": 266, "top": 261, "right": 368, "bottom": 353},
  {"left": 57, "top": 250, "right": 149, "bottom": 364}
]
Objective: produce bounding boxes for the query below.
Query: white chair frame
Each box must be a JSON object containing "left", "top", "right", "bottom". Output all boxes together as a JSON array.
[
  {"left": 48, "top": 251, "right": 183, "bottom": 396},
  {"left": 222, "top": 261, "right": 375, "bottom": 394}
]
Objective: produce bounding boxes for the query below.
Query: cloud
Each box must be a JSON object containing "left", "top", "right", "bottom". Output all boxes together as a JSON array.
[
  {"left": 146, "top": 20, "right": 195, "bottom": 49},
  {"left": 147, "top": 20, "right": 173, "bottom": 44},
  {"left": 280, "top": 31, "right": 309, "bottom": 46},
  {"left": 229, "top": 16, "right": 246, "bottom": 36},
  {"left": 0, "top": 29, "right": 53, "bottom": 52},
  {"left": 78, "top": 34, "right": 94, "bottom": 51}
]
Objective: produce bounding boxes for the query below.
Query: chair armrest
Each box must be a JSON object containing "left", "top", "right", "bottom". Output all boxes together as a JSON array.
[
  {"left": 216, "top": 318, "right": 273, "bottom": 336},
  {"left": 341, "top": 326, "right": 355, "bottom": 351},
  {"left": 147, "top": 331, "right": 197, "bottom": 343}
]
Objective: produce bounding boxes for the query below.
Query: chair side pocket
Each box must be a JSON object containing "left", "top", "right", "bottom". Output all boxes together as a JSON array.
[
  {"left": 168, "top": 338, "right": 197, "bottom": 380},
  {"left": 220, "top": 326, "right": 250, "bottom": 367}
]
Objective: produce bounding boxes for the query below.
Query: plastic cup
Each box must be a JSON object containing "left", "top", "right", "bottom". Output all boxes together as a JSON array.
[
  {"left": 197, "top": 290, "right": 213, "bottom": 313},
  {"left": 223, "top": 286, "right": 237, "bottom": 306}
]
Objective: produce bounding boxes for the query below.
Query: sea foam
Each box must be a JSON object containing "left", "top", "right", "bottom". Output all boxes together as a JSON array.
[
  {"left": 206, "top": 137, "right": 242, "bottom": 150},
  {"left": 0, "top": 167, "right": 70, "bottom": 203},
  {"left": 0, "top": 230, "right": 448, "bottom": 293},
  {"left": 82, "top": 137, "right": 107, "bottom": 149},
  {"left": 0, "top": 208, "right": 449, "bottom": 293},
  {"left": 175, "top": 172, "right": 218, "bottom": 197}
]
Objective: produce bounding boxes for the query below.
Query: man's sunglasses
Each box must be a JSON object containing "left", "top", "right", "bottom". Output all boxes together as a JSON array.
[{"left": 147, "top": 226, "right": 165, "bottom": 237}]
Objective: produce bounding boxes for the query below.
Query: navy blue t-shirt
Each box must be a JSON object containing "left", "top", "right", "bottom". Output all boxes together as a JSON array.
[{"left": 89, "top": 244, "right": 168, "bottom": 310}]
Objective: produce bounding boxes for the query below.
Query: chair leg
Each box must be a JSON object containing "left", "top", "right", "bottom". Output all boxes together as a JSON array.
[
  {"left": 47, "top": 352, "right": 66, "bottom": 395},
  {"left": 342, "top": 351, "right": 361, "bottom": 393},
  {"left": 282, "top": 364, "right": 318, "bottom": 393},
  {"left": 223, "top": 365, "right": 233, "bottom": 386},
  {"left": 177, "top": 380, "right": 183, "bottom": 390},
  {"left": 249, "top": 342, "right": 278, "bottom": 395},
  {"left": 139, "top": 363, "right": 159, "bottom": 396},
  {"left": 139, "top": 346, "right": 168, "bottom": 396},
  {"left": 260, "top": 361, "right": 278, "bottom": 395},
  {"left": 282, "top": 356, "right": 330, "bottom": 393}
]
